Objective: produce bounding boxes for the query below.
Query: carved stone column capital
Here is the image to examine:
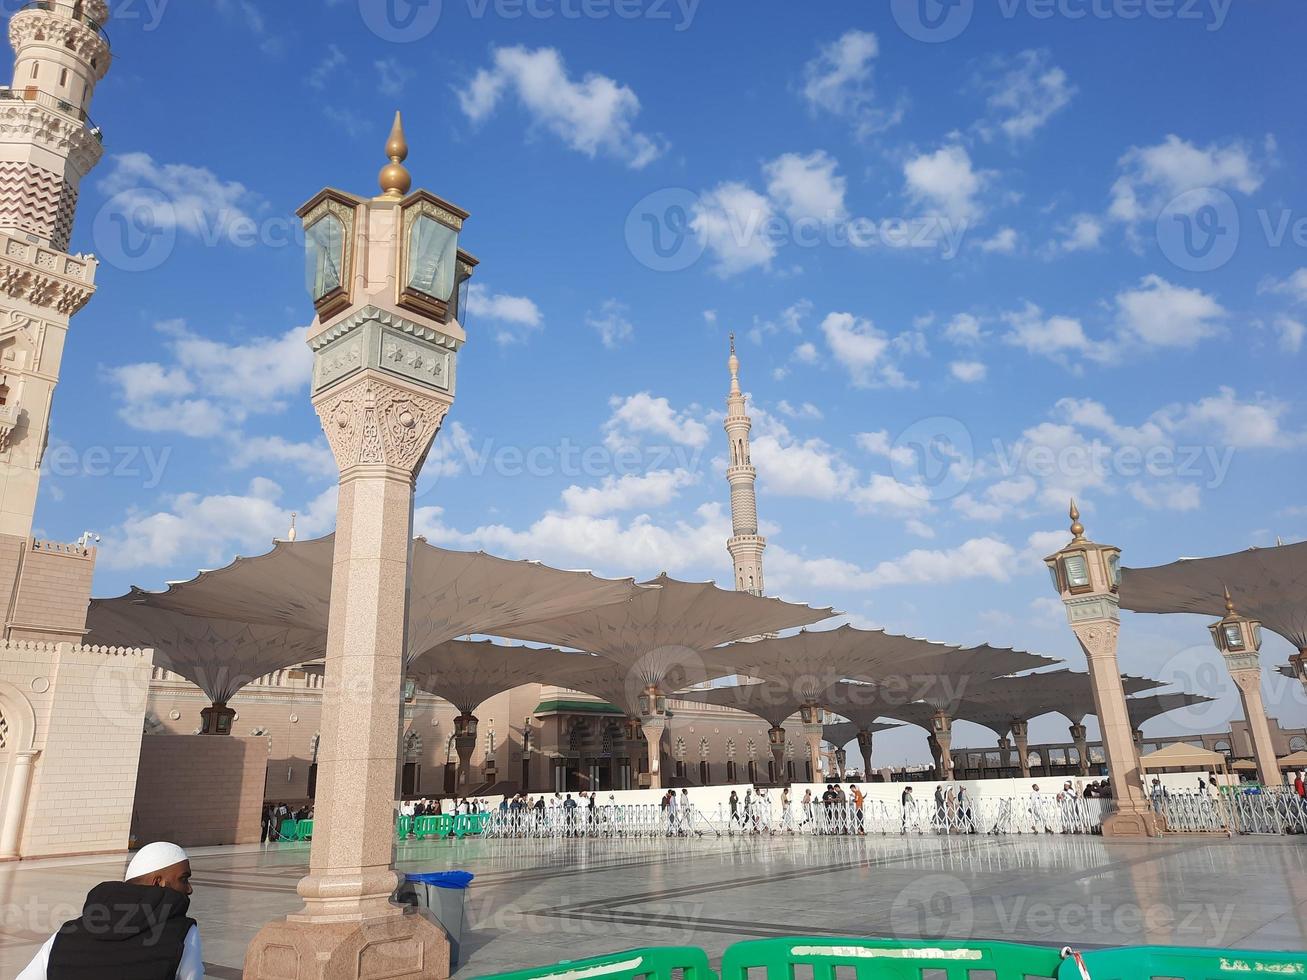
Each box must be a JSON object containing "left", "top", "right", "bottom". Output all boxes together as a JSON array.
[
  {"left": 315, "top": 374, "right": 450, "bottom": 477},
  {"left": 1070, "top": 619, "right": 1121, "bottom": 661}
]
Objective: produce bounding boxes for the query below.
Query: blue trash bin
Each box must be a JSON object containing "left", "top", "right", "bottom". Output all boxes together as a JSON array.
[{"left": 401, "top": 871, "right": 474, "bottom": 965}]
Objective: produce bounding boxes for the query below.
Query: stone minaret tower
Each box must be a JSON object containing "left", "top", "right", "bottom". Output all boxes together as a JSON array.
[
  {"left": 0, "top": 1, "right": 110, "bottom": 639},
  {"left": 725, "top": 334, "right": 765, "bottom": 596},
  {"left": 0, "top": 0, "right": 109, "bottom": 538}
]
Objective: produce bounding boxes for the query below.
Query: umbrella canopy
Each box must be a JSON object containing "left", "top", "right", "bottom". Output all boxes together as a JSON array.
[
  {"left": 105, "top": 533, "right": 647, "bottom": 669},
  {"left": 1139, "top": 742, "right": 1228, "bottom": 771},
  {"left": 86, "top": 602, "right": 326, "bottom": 704},
  {"left": 1125, "top": 691, "right": 1219, "bottom": 730},
  {"left": 495, "top": 574, "right": 834, "bottom": 694},
  {"left": 405, "top": 639, "right": 599, "bottom": 715},
  {"left": 821, "top": 720, "right": 902, "bottom": 751},
  {"left": 1121, "top": 541, "right": 1307, "bottom": 650}
]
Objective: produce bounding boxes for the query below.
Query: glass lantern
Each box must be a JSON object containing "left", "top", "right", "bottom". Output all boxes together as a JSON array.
[
  {"left": 1060, "top": 552, "right": 1090, "bottom": 590},
  {"left": 305, "top": 213, "right": 345, "bottom": 302},
  {"left": 406, "top": 215, "right": 458, "bottom": 302}
]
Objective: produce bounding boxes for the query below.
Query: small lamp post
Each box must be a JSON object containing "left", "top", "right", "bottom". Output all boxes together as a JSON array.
[
  {"left": 1045, "top": 501, "right": 1159, "bottom": 837},
  {"left": 800, "top": 703, "right": 824, "bottom": 782},
  {"left": 1209, "top": 588, "right": 1280, "bottom": 788},
  {"left": 930, "top": 710, "right": 954, "bottom": 781},
  {"left": 638, "top": 686, "right": 668, "bottom": 788}
]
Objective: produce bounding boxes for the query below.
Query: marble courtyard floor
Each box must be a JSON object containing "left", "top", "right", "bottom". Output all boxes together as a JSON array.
[{"left": 2, "top": 833, "right": 1306, "bottom": 978}]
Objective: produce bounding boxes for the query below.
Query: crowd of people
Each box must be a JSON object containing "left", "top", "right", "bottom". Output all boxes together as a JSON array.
[{"left": 260, "top": 802, "right": 313, "bottom": 842}]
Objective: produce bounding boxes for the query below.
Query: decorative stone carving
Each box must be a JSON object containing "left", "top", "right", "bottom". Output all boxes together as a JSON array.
[{"left": 316, "top": 375, "right": 449, "bottom": 475}]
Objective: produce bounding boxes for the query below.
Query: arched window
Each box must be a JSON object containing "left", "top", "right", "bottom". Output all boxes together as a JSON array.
[
  {"left": 747, "top": 738, "right": 757, "bottom": 759},
  {"left": 674, "top": 737, "right": 685, "bottom": 760},
  {"left": 725, "top": 738, "right": 736, "bottom": 759},
  {"left": 699, "top": 737, "right": 709, "bottom": 758},
  {"left": 404, "top": 731, "right": 422, "bottom": 762},
  {"left": 30, "top": 62, "right": 39, "bottom": 79},
  {"left": 59, "top": 68, "right": 68, "bottom": 87},
  {"left": 1214, "top": 740, "right": 1231, "bottom": 754},
  {"left": 2, "top": 707, "right": 12, "bottom": 749}
]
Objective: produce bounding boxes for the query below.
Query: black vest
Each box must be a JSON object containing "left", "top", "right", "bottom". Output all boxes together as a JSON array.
[{"left": 48, "top": 882, "right": 195, "bottom": 980}]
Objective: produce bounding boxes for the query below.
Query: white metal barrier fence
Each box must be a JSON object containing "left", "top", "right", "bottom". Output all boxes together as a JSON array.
[
  {"left": 1157, "top": 788, "right": 1307, "bottom": 835},
  {"left": 482, "top": 795, "right": 1114, "bottom": 839}
]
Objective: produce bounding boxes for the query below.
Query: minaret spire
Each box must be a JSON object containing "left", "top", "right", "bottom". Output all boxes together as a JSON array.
[{"left": 724, "top": 335, "right": 765, "bottom": 596}]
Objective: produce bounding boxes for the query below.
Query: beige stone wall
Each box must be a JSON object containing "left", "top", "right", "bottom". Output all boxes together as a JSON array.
[
  {"left": 0, "top": 640, "right": 152, "bottom": 858},
  {"left": 6, "top": 538, "right": 95, "bottom": 641},
  {"left": 132, "top": 735, "right": 266, "bottom": 848}
]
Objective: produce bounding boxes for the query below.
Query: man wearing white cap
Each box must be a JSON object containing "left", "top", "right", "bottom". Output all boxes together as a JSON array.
[{"left": 17, "top": 841, "right": 204, "bottom": 979}]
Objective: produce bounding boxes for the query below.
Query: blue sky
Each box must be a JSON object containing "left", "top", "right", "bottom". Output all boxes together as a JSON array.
[{"left": 34, "top": 0, "right": 1307, "bottom": 763}]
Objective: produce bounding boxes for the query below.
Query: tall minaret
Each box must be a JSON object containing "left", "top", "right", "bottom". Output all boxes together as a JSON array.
[
  {"left": 725, "top": 333, "right": 765, "bottom": 596},
  {"left": 0, "top": 0, "right": 110, "bottom": 539}
]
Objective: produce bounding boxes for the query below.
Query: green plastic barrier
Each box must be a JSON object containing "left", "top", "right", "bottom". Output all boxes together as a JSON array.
[
  {"left": 435, "top": 814, "right": 454, "bottom": 838},
  {"left": 453, "top": 813, "right": 488, "bottom": 838},
  {"left": 470, "top": 946, "right": 713, "bottom": 980},
  {"left": 721, "top": 937, "right": 1065, "bottom": 980},
  {"left": 1058, "top": 945, "right": 1307, "bottom": 979},
  {"left": 297, "top": 819, "right": 313, "bottom": 840},
  {"left": 277, "top": 819, "right": 299, "bottom": 842},
  {"left": 397, "top": 815, "right": 413, "bottom": 839},
  {"left": 414, "top": 815, "right": 438, "bottom": 839}
]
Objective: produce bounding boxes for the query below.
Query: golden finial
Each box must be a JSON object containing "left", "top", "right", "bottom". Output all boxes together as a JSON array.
[
  {"left": 287, "top": 511, "right": 297, "bottom": 543},
  {"left": 378, "top": 111, "right": 411, "bottom": 199},
  {"left": 1223, "top": 585, "right": 1236, "bottom": 617},
  {"left": 1069, "top": 499, "right": 1084, "bottom": 540}
]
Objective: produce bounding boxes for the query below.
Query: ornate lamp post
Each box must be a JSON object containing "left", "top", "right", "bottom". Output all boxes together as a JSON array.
[
  {"left": 856, "top": 728, "right": 875, "bottom": 779},
  {"left": 1210, "top": 589, "right": 1280, "bottom": 788},
  {"left": 245, "top": 114, "right": 476, "bottom": 979},
  {"left": 453, "top": 712, "right": 478, "bottom": 787},
  {"left": 930, "top": 710, "right": 954, "bottom": 780},
  {"left": 1068, "top": 721, "right": 1090, "bottom": 776},
  {"left": 767, "top": 724, "right": 787, "bottom": 782},
  {"left": 637, "top": 687, "right": 668, "bottom": 787},
  {"left": 800, "top": 703, "right": 824, "bottom": 782},
  {"left": 1045, "top": 502, "right": 1158, "bottom": 837},
  {"left": 1010, "top": 721, "right": 1031, "bottom": 779}
]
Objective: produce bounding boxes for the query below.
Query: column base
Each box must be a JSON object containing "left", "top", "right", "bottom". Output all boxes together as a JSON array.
[
  {"left": 1101, "top": 808, "right": 1162, "bottom": 839},
  {"left": 243, "top": 907, "right": 451, "bottom": 980}
]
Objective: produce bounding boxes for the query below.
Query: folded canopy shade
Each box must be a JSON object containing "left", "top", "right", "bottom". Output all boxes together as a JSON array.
[
  {"left": 1121, "top": 541, "right": 1307, "bottom": 650},
  {"left": 107, "top": 533, "right": 646, "bottom": 668},
  {"left": 1138, "top": 741, "right": 1229, "bottom": 771}
]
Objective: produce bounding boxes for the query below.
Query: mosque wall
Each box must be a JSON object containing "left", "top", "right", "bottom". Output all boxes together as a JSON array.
[
  {"left": 0, "top": 640, "right": 152, "bottom": 859},
  {"left": 6, "top": 539, "right": 96, "bottom": 642},
  {"left": 132, "top": 735, "right": 265, "bottom": 848}
]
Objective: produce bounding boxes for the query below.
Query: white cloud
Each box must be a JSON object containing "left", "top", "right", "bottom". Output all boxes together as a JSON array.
[
  {"left": 944, "top": 313, "right": 985, "bottom": 346},
  {"left": 903, "top": 144, "right": 986, "bottom": 225},
  {"left": 821, "top": 312, "right": 914, "bottom": 389},
  {"left": 457, "top": 46, "right": 664, "bottom": 168},
  {"left": 1263, "top": 268, "right": 1307, "bottom": 304},
  {"left": 1001, "top": 302, "right": 1111, "bottom": 365},
  {"left": 1109, "top": 133, "right": 1267, "bottom": 229},
  {"left": 762, "top": 151, "right": 847, "bottom": 224},
  {"left": 978, "top": 50, "right": 1075, "bottom": 142},
  {"left": 866, "top": 537, "right": 1017, "bottom": 587},
  {"left": 1129, "top": 481, "right": 1202, "bottom": 512},
  {"left": 1154, "top": 386, "right": 1299, "bottom": 450},
  {"left": 98, "top": 153, "right": 261, "bottom": 243},
  {"left": 800, "top": 29, "right": 903, "bottom": 137},
  {"left": 416, "top": 501, "right": 730, "bottom": 582},
  {"left": 776, "top": 400, "right": 824, "bottom": 420},
  {"left": 979, "top": 227, "right": 1018, "bottom": 254},
  {"left": 375, "top": 57, "right": 414, "bottom": 98},
  {"left": 101, "top": 479, "right": 336, "bottom": 572},
  {"left": 691, "top": 181, "right": 777, "bottom": 276},
  {"left": 849, "top": 474, "right": 931, "bottom": 515},
  {"left": 106, "top": 320, "right": 312, "bottom": 438},
  {"left": 855, "top": 430, "right": 916, "bottom": 468},
  {"left": 466, "top": 283, "right": 544, "bottom": 345},
  {"left": 1114, "top": 274, "right": 1224, "bottom": 349},
  {"left": 1058, "top": 214, "right": 1103, "bottom": 253},
  {"left": 950, "top": 360, "right": 987, "bottom": 383},
  {"left": 308, "top": 45, "right": 346, "bottom": 90},
  {"left": 751, "top": 431, "right": 857, "bottom": 500},
  {"left": 560, "top": 469, "right": 700, "bottom": 516},
  {"left": 587, "top": 299, "right": 635, "bottom": 349},
  {"left": 1274, "top": 316, "right": 1305, "bottom": 353},
  {"left": 603, "top": 393, "right": 709, "bottom": 452},
  {"left": 230, "top": 436, "right": 335, "bottom": 479}
]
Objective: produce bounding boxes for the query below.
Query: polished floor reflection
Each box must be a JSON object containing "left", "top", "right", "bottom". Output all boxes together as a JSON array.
[{"left": 2, "top": 833, "right": 1306, "bottom": 978}]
